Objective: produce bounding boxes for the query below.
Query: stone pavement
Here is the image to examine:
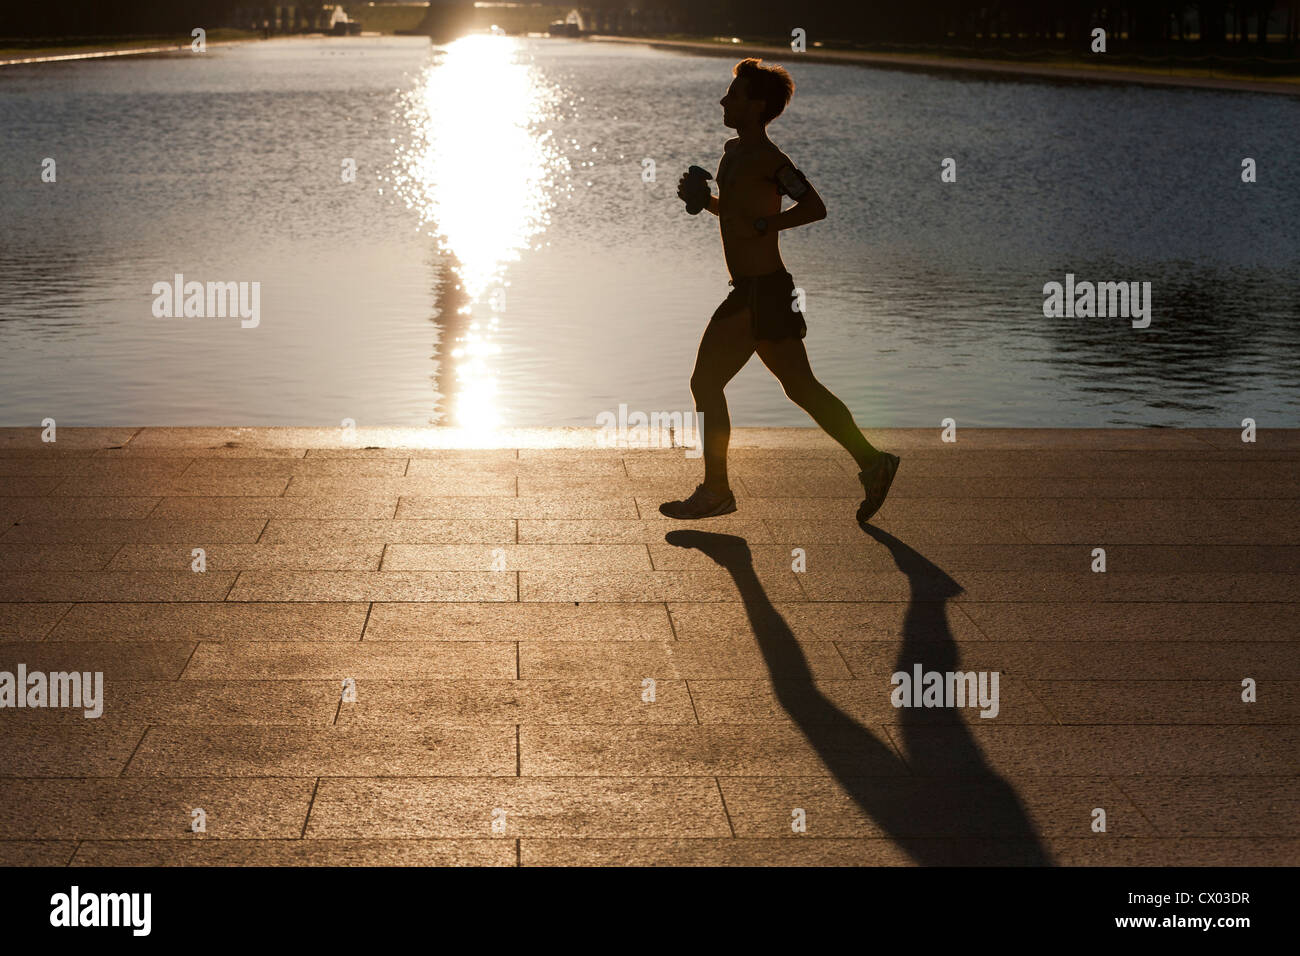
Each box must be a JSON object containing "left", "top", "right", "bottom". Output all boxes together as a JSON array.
[{"left": 0, "top": 426, "right": 1296, "bottom": 867}]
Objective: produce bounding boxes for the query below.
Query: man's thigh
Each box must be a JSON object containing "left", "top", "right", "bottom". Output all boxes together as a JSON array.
[
  {"left": 754, "top": 333, "right": 816, "bottom": 388},
  {"left": 693, "top": 297, "right": 757, "bottom": 387}
]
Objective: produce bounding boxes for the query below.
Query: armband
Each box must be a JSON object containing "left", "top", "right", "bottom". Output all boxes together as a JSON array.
[{"left": 773, "top": 163, "right": 811, "bottom": 200}]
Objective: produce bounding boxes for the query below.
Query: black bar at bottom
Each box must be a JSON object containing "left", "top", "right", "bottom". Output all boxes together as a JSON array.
[{"left": 0, "top": 864, "right": 1286, "bottom": 942}]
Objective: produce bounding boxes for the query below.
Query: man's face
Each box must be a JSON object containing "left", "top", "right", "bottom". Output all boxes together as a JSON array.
[{"left": 720, "top": 76, "right": 761, "bottom": 129}]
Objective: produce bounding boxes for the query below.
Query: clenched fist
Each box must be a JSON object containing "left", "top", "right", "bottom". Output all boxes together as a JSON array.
[{"left": 677, "top": 166, "right": 713, "bottom": 214}]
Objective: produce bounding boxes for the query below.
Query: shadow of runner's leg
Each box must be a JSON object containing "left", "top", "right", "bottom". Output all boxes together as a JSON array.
[
  {"left": 665, "top": 528, "right": 1052, "bottom": 866},
  {"left": 861, "top": 522, "right": 1053, "bottom": 866}
]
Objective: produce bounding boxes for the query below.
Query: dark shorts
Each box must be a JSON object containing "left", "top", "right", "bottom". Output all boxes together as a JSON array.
[{"left": 715, "top": 269, "right": 807, "bottom": 342}]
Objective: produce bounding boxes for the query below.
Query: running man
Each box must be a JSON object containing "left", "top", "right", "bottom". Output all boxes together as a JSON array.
[{"left": 660, "top": 57, "right": 900, "bottom": 524}]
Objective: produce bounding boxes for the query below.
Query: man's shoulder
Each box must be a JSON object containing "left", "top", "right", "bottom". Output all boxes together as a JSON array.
[{"left": 760, "top": 141, "right": 794, "bottom": 171}]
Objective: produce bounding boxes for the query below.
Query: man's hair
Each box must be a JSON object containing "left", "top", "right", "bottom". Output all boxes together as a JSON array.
[{"left": 733, "top": 58, "right": 794, "bottom": 124}]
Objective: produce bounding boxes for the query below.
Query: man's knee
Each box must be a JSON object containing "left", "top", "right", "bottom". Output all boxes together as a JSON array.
[{"left": 690, "top": 372, "right": 723, "bottom": 402}]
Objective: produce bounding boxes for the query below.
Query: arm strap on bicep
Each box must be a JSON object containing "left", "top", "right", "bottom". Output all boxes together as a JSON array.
[{"left": 773, "top": 162, "right": 811, "bottom": 200}]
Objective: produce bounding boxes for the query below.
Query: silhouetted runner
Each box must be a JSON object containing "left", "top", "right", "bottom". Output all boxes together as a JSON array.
[{"left": 660, "top": 58, "right": 900, "bottom": 524}]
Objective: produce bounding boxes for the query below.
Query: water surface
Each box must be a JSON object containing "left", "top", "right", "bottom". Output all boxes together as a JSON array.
[{"left": 1, "top": 36, "right": 1297, "bottom": 428}]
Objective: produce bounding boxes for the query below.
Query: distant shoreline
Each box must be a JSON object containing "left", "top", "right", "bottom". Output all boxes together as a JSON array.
[
  {"left": 0, "top": 35, "right": 254, "bottom": 66},
  {"left": 590, "top": 34, "right": 1300, "bottom": 97},
  {"left": 7, "top": 30, "right": 1298, "bottom": 97}
]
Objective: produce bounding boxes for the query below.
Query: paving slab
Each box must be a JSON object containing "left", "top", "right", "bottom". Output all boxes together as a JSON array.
[
  {"left": 306, "top": 447, "right": 518, "bottom": 460},
  {"left": 287, "top": 475, "right": 516, "bottom": 497},
  {"left": 49, "top": 476, "right": 289, "bottom": 497},
  {"left": 0, "top": 545, "right": 135, "bottom": 575},
  {"left": 0, "top": 426, "right": 1294, "bottom": 867},
  {"left": 182, "top": 642, "right": 515, "bottom": 680},
  {"left": 397, "top": 495, "right": 638, "bottom": 519},
  {"left": 1018, "top": 516, "right": 1300, "bottom": 545},
  {"left": 835, "top": 641, "right": 1300, "bottom": 681},
  {"left": 0, "top": 602, "right": 70, "bottom": 639},
  {"left": 152, "top": 496, "right": 398, "bottom": 520},
  {"left": 0, "top": 476, "right": 65, "bottom": 496},
  {"left": 407, "top": 458, "right": 625, "bottom": 476},
  {"left": 49, "top": 602, "right": 368, "bottom": 641},
  {"left": 0, "top": 641, "right": 195, "bottom": 679},
  {"left": 1026, "top": 680, "right": 1300, "bottom": 723},
  {"left": 307, "top": 777, "right": 730, "bottom": 838},
  {"left": 382, "top": 544, "right": 652, "bottom": 572},
  {"left": 884, "top": 725, "right": 1300, "bottom": 776},
  {"left": 225, "top": 571, "right": 517, "bottom": 602},
  {"left": 520, "top": 725, "right": 909, "bottom": 776},
  {"left": 958, "top": 602, "right": 1299, "bottom": 642},
  {"left": 0, "top": 428, "right": 139, "bottom": 450},
  {"left": 362, "top": 602, "right": 671, "bottom": 642},
  {"left": 124, "top": 726, "right": 516, "bottom": 777},
  {"left": 1, "top": 519, "right": 267, "bottom": 544},
  {"left": 335, "top": 679, "right": 695, "bottom": 726},
  {"left": 715, "top": 775, "right": 1148, "bottom": 838},
  {"left": 745, "top": 473, "right": 1300, "bottom": 499},
  {"left": 0, "top": 571, "right": 235, "bottom": 602},
  {"left": 667, "top": 602, "right": 986, "bottom": 642},
  {"left": 0, "top": 778, "right": 314, "bottom": 839},
  {"left": 651, "top": 543, "right": 1292, "bottom": 573},
  {"left": 522, "top": 837, "right": 1300, "bottom": 867},
  {"left": 71, "top": 839, "right": 513, "bottom": 866},
  {"left": 0, "top": 724, "right": 146, "bottom": 776},
  {"left": 688, "top": 676, "right": 1055, "bottom": 724},
  {"left": 1115, "top": 776, "right": 1300, "bottom": 837},
  {"left": 798, "top": 571, "right": 1299, "bottom": 603},
  {"left": 39, "top": 680, "right": 337, "bottom": 725},
  {"left": 519, "top": 569, "right": 806, "bottom": 602},
  {"left": 97, "top": 446, "right": 308, "bottom": 459},
  {"left": 109, "top": 543, "right": 384, "bottom": 571},
  {"left": 762, "top": 518, "right": 1030, "bottom": 545},
  {"left": 4, "top": 498, "right": 160, "bottom": 520},
  {"left": 260, "top": 519, "right": 514, "bottom": 544},
  {"left": 0, "top": 842, "right": 77, "bottom": 866},
  {"left": 519, "top": 517, "right": 774, "bottom": 544},
  {"left": 623, "top": 458, "right": 846, "bottom": 478},
  {"left": 519, "top": 640, "right": 852, "bottom": 679},
  {"left": 185, "top": 458, "right": 407, "bottom": 477},
  {"left": 831, "top": 452, "right": 1300, "bottom": 480}
]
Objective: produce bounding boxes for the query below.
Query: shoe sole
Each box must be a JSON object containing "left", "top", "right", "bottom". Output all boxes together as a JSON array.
[{"left": 660, "top": 498, "right": 737, "bottom": 520}]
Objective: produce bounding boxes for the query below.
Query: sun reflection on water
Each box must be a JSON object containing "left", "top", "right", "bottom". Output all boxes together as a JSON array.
[{"left": 392, "top": 35, "right": 566, "bottom": 432}]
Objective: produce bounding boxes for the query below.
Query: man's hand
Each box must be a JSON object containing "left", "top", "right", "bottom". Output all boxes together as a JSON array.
[{"left": 677, "top": 170, "right": 712, "bottom": 211}]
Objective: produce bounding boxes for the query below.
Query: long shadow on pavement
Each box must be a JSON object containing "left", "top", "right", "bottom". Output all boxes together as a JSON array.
[{"left": 665, "top": 527, "right": 1051, "bottom": 866}]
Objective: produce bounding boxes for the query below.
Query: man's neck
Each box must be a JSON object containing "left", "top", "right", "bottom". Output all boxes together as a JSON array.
[{"left": 735, "top": 123, "right": 770, "bottom": 146}]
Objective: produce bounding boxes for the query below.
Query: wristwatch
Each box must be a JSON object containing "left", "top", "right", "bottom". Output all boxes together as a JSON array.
[{"left": 753, "top": 217, "right": 768, "bottom": 236}]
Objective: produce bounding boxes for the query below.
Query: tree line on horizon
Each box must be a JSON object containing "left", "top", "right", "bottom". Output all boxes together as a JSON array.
[
  {"left": 619, "top": 0, "right": 1299, "bottom": 47},
  {"left": 5, "top": 1, "right": 1299, "bottom": 49}
]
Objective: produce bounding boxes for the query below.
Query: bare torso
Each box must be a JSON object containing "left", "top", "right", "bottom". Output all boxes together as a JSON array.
[{"left": 715, "top": 137, "right": 788, "bottom": 279}]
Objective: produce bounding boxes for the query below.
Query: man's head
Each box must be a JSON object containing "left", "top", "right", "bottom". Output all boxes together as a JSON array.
[{"left": 720, "top": 58, "right": 794, "bottom": 130}]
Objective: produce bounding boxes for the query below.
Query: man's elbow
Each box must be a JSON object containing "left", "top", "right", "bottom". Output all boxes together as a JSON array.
[{"left": 799, "top": 190, "right": 826, "bottom": 221}]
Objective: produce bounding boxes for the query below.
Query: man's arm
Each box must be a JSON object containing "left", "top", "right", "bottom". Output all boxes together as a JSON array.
[
  {"left": 766, "top": 156, "right": 826, "bottom": 231},
  {"left": 767, "top": 181, "right": 825, "bottom": 231},
  {"left": 677, "top": 169, "right": 720, "bottom": 215}
]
